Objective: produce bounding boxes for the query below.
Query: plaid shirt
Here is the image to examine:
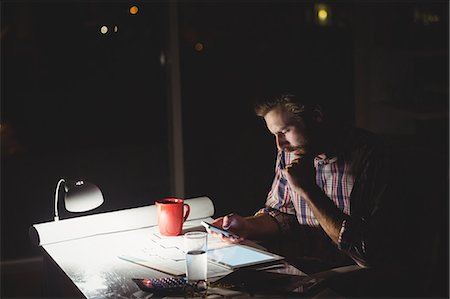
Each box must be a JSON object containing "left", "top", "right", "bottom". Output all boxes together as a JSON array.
[
  {"left": 260, "top": 151, "right": 353, "bottom": 227},
  {"left": 256, "top": 128, "right": 390, "bottom": 267}
]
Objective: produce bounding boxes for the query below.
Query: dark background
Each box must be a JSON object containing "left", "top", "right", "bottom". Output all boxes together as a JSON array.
[{"left": 1, "top": 1, "right": 448, "bottom": 298}]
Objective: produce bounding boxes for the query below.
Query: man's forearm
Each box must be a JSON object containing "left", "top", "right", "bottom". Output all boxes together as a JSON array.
[{"left": 301, "top": 186, "right": 347, "bottom": 243}]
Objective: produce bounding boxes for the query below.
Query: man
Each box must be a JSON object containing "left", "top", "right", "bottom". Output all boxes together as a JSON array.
[{"left": 211, "top": 93, "right": 404, "bottom": 274}]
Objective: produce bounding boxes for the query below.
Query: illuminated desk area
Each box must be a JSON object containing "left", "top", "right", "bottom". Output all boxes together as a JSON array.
[{"left": 31, "top": 197, "right": 316, "bottom": 298}]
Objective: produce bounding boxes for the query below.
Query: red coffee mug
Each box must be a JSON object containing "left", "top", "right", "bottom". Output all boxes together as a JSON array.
[{"left": 155, "top": 198, "right": 190, "bottom": 236}]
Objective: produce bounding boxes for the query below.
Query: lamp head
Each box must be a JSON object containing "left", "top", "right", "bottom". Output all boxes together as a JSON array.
[
  {"left": 64, "top": 180, "right": 104, "bottom": 212},
  {"left": 54, "top": 179, "right": 104, "bottom": 221}
]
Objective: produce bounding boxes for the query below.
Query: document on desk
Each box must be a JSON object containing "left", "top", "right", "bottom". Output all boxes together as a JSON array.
[
  {"left": 118, "top": 224, "right": 285, "bottom": 278},
  {"left": 118, "top": 227, "right": 233, "bottom": 278}
]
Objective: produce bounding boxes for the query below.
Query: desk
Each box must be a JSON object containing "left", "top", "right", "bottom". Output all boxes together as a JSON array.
[
  {"left": 32, "top": 198, "right": 320, "bottom": 298},
  {"left": 40, "top": 223, "right": 312, "bottom": 298}
]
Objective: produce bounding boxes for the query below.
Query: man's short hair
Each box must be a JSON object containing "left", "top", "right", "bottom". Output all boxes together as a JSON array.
[{"left": 254, "top": 94, "right": 310, "bottom": 120}]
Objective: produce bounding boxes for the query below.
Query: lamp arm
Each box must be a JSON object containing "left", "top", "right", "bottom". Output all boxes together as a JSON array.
[{"left": 54, "top": 179, "right": 65, "bottom": 221}]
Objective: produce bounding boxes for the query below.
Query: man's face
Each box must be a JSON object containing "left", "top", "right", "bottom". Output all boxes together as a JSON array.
[{"left": 263, "top": 106, "right": 312, "bottom": 156}]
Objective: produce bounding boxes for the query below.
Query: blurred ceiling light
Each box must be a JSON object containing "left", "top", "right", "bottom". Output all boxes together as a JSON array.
[
  {"left": 114, "top": 26, "right": 119, "bottom": 33},
  {"left": 129, "top": 6, "right": 139, "bottom": 15},
  {"left": 315, "top": 4, "right": 331, "bottom": 26},
  {"left": 414, "top": 9, "right": 440, "bottom": 25},
  {"left": 100, "top": 25, "right": 108, "bottom": 34},
  {"left": 160, "top": 51, "right": 166, "bottom": 66},
  {"left": 194, "top": 42, "right": 204, "bottom": 52},
  {"left": 318, "top": 9, "right": 328, "bottom": 21}
]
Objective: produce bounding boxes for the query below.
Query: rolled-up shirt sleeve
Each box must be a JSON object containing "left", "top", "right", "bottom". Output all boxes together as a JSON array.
[
  {"left": 336, "top": 142, "right": 394, "bottom": 268},
  {"left": 255, "top": 206, "right": 298, "bottom": 234},
  {"left": 337, "top": 193, "right": 397, "bottom": 269},
  {"left": 337, "top": 217, "right": 369, "bottom": 267}
]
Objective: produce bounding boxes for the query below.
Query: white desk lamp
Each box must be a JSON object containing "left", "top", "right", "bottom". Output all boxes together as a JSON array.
[{"left": 54, "top": 179, "right": 104, "bottom": 221}]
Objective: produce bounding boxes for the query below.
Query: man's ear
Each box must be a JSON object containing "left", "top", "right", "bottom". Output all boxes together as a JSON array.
[{"left": 312, "top": 105, "right": 324, "bottom": 123}]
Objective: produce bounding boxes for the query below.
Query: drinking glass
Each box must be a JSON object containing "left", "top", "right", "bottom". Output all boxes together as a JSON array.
[{"left": 183, "top": 231, "right": 207, "bottom": 284}]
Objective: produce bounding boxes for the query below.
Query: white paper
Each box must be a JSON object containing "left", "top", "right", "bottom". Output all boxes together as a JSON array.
[{"left": 117, "top": 225, "right": 233, "bottom": 278}]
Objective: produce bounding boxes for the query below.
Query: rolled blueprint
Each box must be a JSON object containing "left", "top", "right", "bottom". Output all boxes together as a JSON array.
[{"left": 29, "top": 196, "right": 214, "bottom": 246}]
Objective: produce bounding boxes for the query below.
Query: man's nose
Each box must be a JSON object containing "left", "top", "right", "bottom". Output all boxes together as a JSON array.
[{"left": 276, "top": 134, "right": 287, "bottom": 150}]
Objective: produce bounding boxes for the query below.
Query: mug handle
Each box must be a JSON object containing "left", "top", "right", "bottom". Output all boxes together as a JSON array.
[{"left": 183, "top": 204, "right": 190, "bottom": 222}]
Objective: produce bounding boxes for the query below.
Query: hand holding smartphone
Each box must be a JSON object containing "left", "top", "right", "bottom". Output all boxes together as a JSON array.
[{"left": 201, "top": 221, "right": 240, "bottom": 239}]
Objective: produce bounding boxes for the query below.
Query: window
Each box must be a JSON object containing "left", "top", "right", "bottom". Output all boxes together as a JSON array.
[{"left": 1, "top": 2, "right": 169, "bottom": 259}]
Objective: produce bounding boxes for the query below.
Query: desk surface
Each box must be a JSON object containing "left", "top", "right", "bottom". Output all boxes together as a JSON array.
[{"left": 42, "top": 221, "right": 310, "bottom": 299}]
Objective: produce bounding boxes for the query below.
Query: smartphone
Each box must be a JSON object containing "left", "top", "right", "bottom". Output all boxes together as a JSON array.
[{"left": 201, "top": 221, "right": 240, "bottom": 239}]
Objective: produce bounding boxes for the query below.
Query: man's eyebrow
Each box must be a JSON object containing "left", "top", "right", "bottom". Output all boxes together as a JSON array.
[{"left": 271, "top": 126, "right": 288, "bottom": 135}]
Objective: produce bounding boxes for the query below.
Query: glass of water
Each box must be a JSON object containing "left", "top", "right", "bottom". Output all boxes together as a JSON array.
[{"left": 183, "top": 231, "right": 207, "bottom": 285}]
